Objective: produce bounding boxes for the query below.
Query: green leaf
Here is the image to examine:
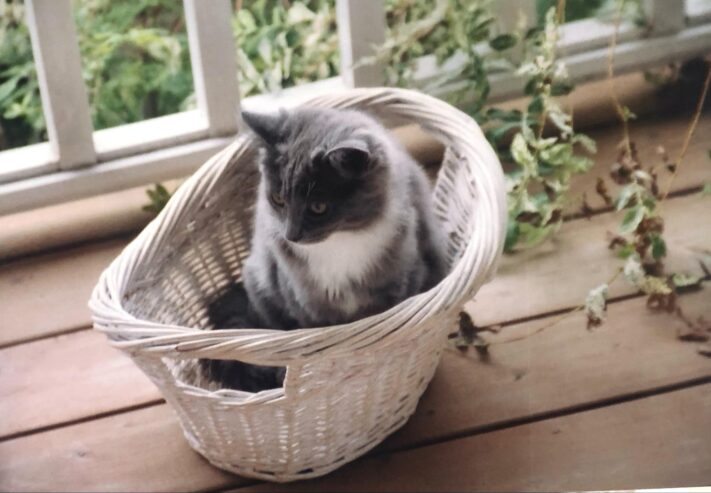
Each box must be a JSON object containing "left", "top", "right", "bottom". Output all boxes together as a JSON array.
[
  {"left": 620, "top": 206, "right": 645, "bottom": 234},
  {"left": 572, "top": 133, "right": 597, "bottom": 154},
  {"left": 702, "top": 182, "right": 711, "bottom": 196},
  {"left": 518, "top": 223, "right": 554, "bottom": 248},
  {"left": 539, "top": 143, "right": 572, "bottom": 166},
  {"left": 287, "top": 2, "right": 315, "bottom": 24},
  {"left": 0, "top": 76, "right": 20, "bottom": 103},
  {"left": 671, "top": 273, "right": 702, "bottom": 289},
  {"left": 550, "top": 80, "right": 574, "bottom": 96},
  {"left": 489, "top": 34, "right": 517, "bottom": 51},
  {"left": 620, "top": 106, "right": 637, "bottom": 122},
  {"left": 510, "top": 133, "right": 536, "bottom": 172},
  {"left": 615, "top": 184, "right": 639, "bottom": 211},
  {"left": 504, "top": 220, "right": 520, "bottom": 252},
  {"left": 616, "top": 243, "right": 636, "bottom": 259},
  {"left": 527, "top": 95, "right": 544, "bottom": 115},
  {"left": 651, "top": 234, "right": 666, "bottom": 260}
]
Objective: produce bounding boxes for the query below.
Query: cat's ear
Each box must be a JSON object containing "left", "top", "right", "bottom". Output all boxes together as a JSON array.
[
  {"left": 241, "top": 110, "right": 286, "bottom": 147},
  {"left": 325, "top": 139, "right": 372, "bottom": 178}
]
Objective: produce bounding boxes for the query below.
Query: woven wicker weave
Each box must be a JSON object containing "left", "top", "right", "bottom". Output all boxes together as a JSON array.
[{"left": 89, "top": 87, "right": 506, "bottom": 482}]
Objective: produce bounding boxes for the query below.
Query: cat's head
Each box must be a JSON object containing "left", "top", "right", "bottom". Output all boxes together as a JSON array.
[{"left": 242, "top": 108, "right": 390, "bottom": 244}]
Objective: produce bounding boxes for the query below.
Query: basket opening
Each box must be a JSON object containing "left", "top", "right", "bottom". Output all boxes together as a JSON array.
[{"left": 121, "top": 113, "right": 477, "bottom": 395}]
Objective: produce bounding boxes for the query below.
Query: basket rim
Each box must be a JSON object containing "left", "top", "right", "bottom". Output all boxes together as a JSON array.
[{"left": 89, "top": 86, "right": 507, "bottom": 364}]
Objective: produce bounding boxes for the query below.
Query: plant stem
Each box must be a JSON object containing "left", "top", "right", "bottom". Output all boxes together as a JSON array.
[
  {"left": 659, "top": 64, "right": 711, "bottom": 202},
  {"left": 491, "top": 267, "right": 624, "bottom": 345},
  {"left": 607, "top": 0, "right": 632, "bottom": 157}
]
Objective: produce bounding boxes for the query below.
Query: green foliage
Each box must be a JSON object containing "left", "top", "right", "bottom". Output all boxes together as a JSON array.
[
  {"left": 536, "top": 0, "right": 604, "bottom": 24},
  {"left": 142, "top": 182, "right": 172, "bottom": 214},
  {"left": 373, "top": 3, "right": 595, "bottom": 251},
  {"left": 0, "top": 0, "right": 44, "bottom": 149},
  {"left": 0, "top": 0, "right": 339, "bottom": 151},
  {"left": 496, "top": 8, "right": 595, "bottom": 250},
  {"left": 233, "top": 0, "right": 339, "bottom": 96},
  {"left": 74, "top": 0, "right": 193, "bottom": 130}
]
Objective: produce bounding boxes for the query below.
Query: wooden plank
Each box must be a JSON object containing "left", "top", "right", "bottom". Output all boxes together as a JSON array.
[
  {"left": 468, "top": 193, "right": 711, "bottom": 327},
  {"left": 2, "top": 288, "right": 709, "bottom": 486},
  {"left": 644, "top": 0, "right": 686, "bottom": 35},
  {"left": 390, "top": 288, "right": 711, "bottom": 449},
  {"left": 24, "top": 0, "right": 96, "bottom": 170},
  {"left": 184, "top": 0, "right": 240, "bottom": 137},
  {"left": 0, "top": 330, "right": 160, "bottom": 439},
  {"left": 1, "top": 190, "right": 708, "bottom": 347},
  {"left": 0, "top": 136, "right": 232, "bottom": 216},
  {"left": 566, "top": 110, "right": 711, "bottom": 216},
  {"left": 0, "top": 405, "right": 242, "bottom": 493},
  {"left": 0, "top": 240, "right": 125, "bottom": 347},
  {"left": 336, "top": 0, "right": 386, "bottom": 87},
  {"left": 237, "top": 385, "right": 711, "bottom": 492}
]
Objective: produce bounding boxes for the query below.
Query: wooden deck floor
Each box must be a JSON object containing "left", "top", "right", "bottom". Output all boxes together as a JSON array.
[{"left": 1, "top": 112, "right": 710, "bottom": 492}]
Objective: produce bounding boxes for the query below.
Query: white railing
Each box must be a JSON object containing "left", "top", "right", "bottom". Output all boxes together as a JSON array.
[{"left": 0, "top": 0, "right": 710, "bottom": 215}]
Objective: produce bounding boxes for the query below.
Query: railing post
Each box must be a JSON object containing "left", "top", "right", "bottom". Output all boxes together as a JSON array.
[
  {"left": 336, "top": 0, "right": 386, "bottom": 88},
  {"left": 25, "top": 0, "right": 96, "bottom": 170},
  {"left": 644, "top": 0, "right": 686, "bottom": 35},
  {"left": 184, "top": 0, "right": 240, "bottom": 137}
]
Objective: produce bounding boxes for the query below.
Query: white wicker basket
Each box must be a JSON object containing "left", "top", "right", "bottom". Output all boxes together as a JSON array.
[{"left": 89, "top": 87, "right": 506, "bottom": 482}]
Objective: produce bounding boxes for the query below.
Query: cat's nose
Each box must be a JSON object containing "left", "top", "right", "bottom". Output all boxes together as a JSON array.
[{"left": 285, "top": 227, "right": 303, "bottom": 243}]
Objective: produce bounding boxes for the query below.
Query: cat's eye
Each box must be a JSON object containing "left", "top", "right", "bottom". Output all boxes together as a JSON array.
[
  {"left": 309, "top": 202, "right": 328, "bottom": 215},
  {"left": 270, "top": 192, "right": 285, "bottom": 207}
]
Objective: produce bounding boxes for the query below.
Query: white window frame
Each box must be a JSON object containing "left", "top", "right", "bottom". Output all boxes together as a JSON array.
[{"left": 0, "top": 0, "right": 709, "bottom": 215}]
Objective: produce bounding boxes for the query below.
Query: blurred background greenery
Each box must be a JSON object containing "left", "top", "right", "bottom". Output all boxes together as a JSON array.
[{"left": 0, "top": 0, "right": 612, "bottom": 151}]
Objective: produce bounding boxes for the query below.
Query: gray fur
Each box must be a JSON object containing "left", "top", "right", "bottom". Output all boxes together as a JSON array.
[{"left": 203, "top": 107, "right": 448, "bottom": 391}]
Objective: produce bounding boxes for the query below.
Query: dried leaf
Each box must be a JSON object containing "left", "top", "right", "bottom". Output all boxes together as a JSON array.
[
  {"left": 585, "top": 283, "right": 609, "bottom": 330},
  {"left": 595, "top": 177, "right": 613, "bottom": 206}
]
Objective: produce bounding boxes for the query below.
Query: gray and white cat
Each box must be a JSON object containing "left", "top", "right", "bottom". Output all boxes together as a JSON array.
[{"left": 203, "top": 107, "right": 448, "bottom": 392}]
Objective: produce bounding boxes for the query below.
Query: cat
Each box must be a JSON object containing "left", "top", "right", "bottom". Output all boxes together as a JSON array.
[{"left": 202, "top": 107, "right": 448, "bottom": 392}]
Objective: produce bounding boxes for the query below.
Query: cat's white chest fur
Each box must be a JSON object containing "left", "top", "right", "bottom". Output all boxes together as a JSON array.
[{"left": 292, "top": 209, "right": 399, "bottom": 313}]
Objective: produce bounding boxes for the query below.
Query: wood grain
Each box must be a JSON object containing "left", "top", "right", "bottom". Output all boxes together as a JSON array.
[
  {"left": 237, "top": 385, "right": 711, "bottom": 492},
  {"left": 389, "top": 289, "right": 711, "bottom": 449},
  {"left": 0, "top": 330, "right": 160, "bottom": 439},
  {"left": 2, "top": 289, "right": 709, "bottom": 491},
  {"left": 0, "top": 240, "right": 124, "bottom": 347},
  {"left": 0, "top": 405, "right": 241, "bottom": 493},
  {"left": 565, "top": 112, "right": 711, "bottom": 215},
  {"left": 469, "top": 193, "right": 711, "bottom": 326}
]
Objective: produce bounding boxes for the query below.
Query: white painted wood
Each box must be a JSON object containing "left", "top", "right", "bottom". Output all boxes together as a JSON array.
[
  {"left": 0, "top": 143, "right": 56, "bottom": 184},
  {"left": 0, "top": 138, "right": 232, "bottom": 215},
  {"left": 93, "top": 110, "right": 209, "bottom": 162},
  {"left": 24, "top": 0, "right": 96, "bottom": 170},
  {"left": 183, "top": 0, "right": 240, "bottom": 137},
  {"left": 0, "top": 77, "right": 348, "bottom": 216},
  {"left": 557, "top": 18, "right": 644, "bottom": 54},
  {"left": 687, "top": 0, "right": 711, "bottom": 26},
  {"left": 3, "top": 5, "right": 711, "bottom": 215},
  {"left": 644, "top": 0, "right": 686, "bottom": 35},
  {"left": 336, "top": 0, "right": 386, "bottom": 87},
  {"left": 486, "top": 21, "right": 711, "bottom": 102}
]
